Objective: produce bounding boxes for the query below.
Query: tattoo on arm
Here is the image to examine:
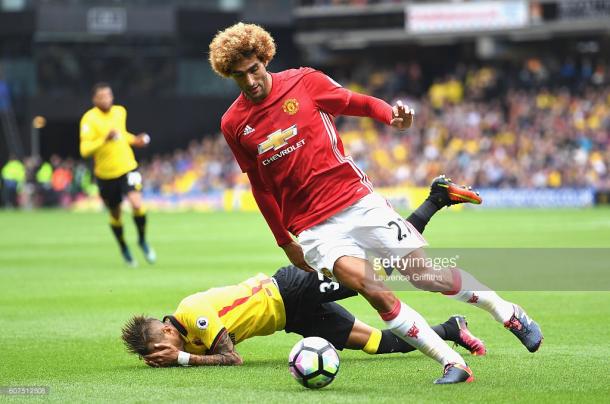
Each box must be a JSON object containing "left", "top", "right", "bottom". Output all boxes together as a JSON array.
[{"left": 188, "top": 331, "right": 243, "bottom": 366}]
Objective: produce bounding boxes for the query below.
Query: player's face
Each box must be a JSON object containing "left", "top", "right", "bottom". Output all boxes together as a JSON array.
[
  {"left": 149, "top": 326, "right": 184, "bottom": 353},
  {"left": 93, "top": 87, "right": 114, "bottom": 112},
  {"left": 230, "top": 55, "right": 271, "bottom": 103}
]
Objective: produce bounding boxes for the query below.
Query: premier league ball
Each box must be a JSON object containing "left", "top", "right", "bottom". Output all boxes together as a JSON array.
[{"left": 288, "top": 337, "right": 340, "bottom": 389}]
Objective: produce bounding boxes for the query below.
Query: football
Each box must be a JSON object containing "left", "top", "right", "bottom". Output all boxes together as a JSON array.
[{"left": 288, "top": 337, "right": 340, "bottom": 389}]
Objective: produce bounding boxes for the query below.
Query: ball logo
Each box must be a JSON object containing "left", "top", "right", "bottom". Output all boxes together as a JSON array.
[
  {"left": 282, "top": 98, "right": 299, "bottom": 115},
  {"left": 196, "top": 317, "right": 208, "bottom": 330}
]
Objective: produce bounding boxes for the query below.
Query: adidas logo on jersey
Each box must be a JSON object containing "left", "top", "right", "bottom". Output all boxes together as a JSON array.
[{"left": 243, "top": 125, "right": 255, "bottom": 136}]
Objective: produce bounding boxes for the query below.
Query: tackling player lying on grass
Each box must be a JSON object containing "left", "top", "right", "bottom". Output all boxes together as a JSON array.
[
  {"left": 122, "top": 178, "right": 486, "bottom": 367},
  {"left": 123, "top": 268, "right": 485, "bottom": 367}
]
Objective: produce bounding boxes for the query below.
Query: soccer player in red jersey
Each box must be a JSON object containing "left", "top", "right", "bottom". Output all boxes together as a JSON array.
[{"left": 210, "top": 23, "right": 542, "bottom": 384}]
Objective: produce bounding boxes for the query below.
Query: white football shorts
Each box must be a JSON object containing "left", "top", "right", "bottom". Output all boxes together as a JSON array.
[{"left": 298, "top": 193, "right": 427, "bottom": 276}]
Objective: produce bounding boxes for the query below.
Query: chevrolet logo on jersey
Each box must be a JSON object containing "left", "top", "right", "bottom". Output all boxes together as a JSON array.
[{"left": 257, "top": 125, "right": 298, "bottom": 155}]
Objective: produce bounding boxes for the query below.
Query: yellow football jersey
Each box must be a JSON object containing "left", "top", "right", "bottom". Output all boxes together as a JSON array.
[
  {"left": 79, "top": 105, "right": 138, "bottom": 179},
  {"left": 165, "top": 273, "right": 286, "bottom": 355}
]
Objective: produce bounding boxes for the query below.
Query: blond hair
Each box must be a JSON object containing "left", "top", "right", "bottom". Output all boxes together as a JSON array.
[{"left": 209, "top": 22, "right": 276, "bottom": 78}]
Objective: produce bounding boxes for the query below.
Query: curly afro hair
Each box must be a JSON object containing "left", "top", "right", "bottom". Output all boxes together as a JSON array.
[{"left": 209, "top": 22, "right": 276, "bottom": 78}]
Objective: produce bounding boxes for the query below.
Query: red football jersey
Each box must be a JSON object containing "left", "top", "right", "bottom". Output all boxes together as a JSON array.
[{"left": 221, "top": 68, "right": 374, "bottom": 235}]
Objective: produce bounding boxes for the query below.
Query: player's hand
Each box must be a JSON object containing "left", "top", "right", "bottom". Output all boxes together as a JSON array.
[
  {"left": 106, "top": 129, "right": 119, "bottom": 141},
  {"left": 133, "top": 133, "right": 151, "bottom": 148},
  {"left": 281, "top": 241, "right": 315, "bottom": 273},
  {"left": 390, "top": 100, "right": 414, "bottom": 130},
  {"left": 143, "top": 343, "right": 180, "bottom": 367}
]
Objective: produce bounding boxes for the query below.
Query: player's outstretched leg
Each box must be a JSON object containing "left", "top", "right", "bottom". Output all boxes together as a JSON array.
[
  {"left": 357, "top": 315, "right": 486, "bottom": 356},
  {"left": 333, "top": 256, "right": 473, "bottom": 384},
  {"left": 109, "top": 215, "right": 136, "bottom": 267},
  {"left": 402, "top": 246, "right": 543, "bottom": 353},
  {"left": 442, "top": 268, "right": 543, "bottom": 352},
  {"left": 406, "top": 175, "right": 482, "bottom": 234}
]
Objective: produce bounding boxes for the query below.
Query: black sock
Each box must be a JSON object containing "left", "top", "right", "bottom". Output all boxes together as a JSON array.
[
  {"left": 133, "top": 214, "right": 147, "bottom": 244},
  {"left": 375, "top": 325, "right": 450, "bottom": 354},
  {"left": 438, "top": 319, "right": 459, "bottom": 342},
  {"left": 432, "top": 323, "right": 449, "bottom": 340},
  {"left": 377, "top": 330, "right": 416, "bottom": 354},
  {"left": 406, "top": 199, "right": 441, "bottom": 234},
  {"left": 110, "top": 224, "right": 127, "bottom": 250}
]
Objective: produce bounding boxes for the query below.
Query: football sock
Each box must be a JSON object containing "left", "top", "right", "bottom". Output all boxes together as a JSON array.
[
  {"left": 364, "top": 324, "right": 450, "bottom": 354},
  {"left": 443, "top": 268, "right": 514, "bottom": 323},
  {"left": 133, "top": 208, "right": 147, "bottom": 244},
  {"left": 109, "top": 216, "right": 127, "bottom": 249},
  {"left": 362, "top": 328, "right": 383, "bottom": 354},
  {"left": 379, "top": 300, "right": 466, "bottom": 366},
  {"left": 406, "top": 199, "right": 440, "bottom": 234},
  {"left": 437, "top": 319, "right": 458, "bottom": 342}
]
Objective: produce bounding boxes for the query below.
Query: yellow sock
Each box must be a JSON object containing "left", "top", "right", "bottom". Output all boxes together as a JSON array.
[
  {"left": 109, "top": 216, "right": 122, "bottom": 227},
  {"left": 362, "top": 328, "right": 382, "bottom": 354}
]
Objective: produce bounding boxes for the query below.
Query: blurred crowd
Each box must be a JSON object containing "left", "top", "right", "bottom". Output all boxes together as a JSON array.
[
  {"left": 2, "top": 57, "right": 609, "bottom": 208},
  {"left": 0, "top": 155, "right": 95, "bottom": 208},
  {"left": 334, "top": 58, "right": 610, "bottom": 189}
]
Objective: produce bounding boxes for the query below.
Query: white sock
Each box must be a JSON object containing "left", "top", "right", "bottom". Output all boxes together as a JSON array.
[
  {"left": 382, "top": 301, "right": 466, "bottom": 366},
  {"left": 447, "top": 269, "right": 515, "bottom": 323}
]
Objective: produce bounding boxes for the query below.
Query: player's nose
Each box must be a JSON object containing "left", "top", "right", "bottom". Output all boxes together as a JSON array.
[{"left": 245, "top": 74, "right": 256, "bottom": 86}]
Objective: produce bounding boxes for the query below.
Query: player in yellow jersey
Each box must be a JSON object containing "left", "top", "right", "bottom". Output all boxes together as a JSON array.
[
  {"left": 121, "top": 179, "right": 486, "bottom": 367},
  {"left": 80, "top": 83, "right": 155, "bottom": 267},
  {"left": 121, "top": 265, "right": 486, "bottom": 367}
]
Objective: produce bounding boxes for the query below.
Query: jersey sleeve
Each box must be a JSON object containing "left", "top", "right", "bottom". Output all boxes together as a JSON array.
[
  {"left": 221, "top": 119, "right": 257, "bottom": 173},
  {"left": 181, "top": 304, "right": 226, "bottom": 352},
  {"left": 118, "top": 106, "right": 137, "bottom": 143},
  {"left": 301, "top": 69, "right": 352, "bottom": 116},
  {"left": 247, "top": 171, "right": 293, "bottom": 246},
  {"left": 342, "top": 92, "right": 393, "bottom": 125},
  {"left": 79, "top": 113, "right": 105, "bottom": 158}
]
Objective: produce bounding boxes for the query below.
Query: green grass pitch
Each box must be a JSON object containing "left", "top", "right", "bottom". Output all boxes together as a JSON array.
[{"left": 1, "top": 208, "right": 610, "bottom": 403}]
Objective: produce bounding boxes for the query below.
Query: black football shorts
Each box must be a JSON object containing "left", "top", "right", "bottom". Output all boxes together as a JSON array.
[
  {"left": 96, "top": 170, "right": 143, "bottom": 209},
  {"left": 272, "top": 265, "right": 358, "bottom": 350}
]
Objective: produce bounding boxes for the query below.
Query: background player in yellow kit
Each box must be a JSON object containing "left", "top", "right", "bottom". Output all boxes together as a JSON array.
[
  {"left": 121, "top": 265, "right": 486, "bottom": 367},
  {"left": 79, "top": 83, "right": 156, "bottom": 267}
]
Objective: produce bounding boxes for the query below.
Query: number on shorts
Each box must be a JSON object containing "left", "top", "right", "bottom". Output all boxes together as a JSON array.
[
  {"left": 317, "top": 272, "right": 340, "bottom": 293},
  {"left": 388, "top": 219, "right": 411, "bottom": 241},
  {"left": 127, "top": 171, "right": 142, "bottom": 187}
]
